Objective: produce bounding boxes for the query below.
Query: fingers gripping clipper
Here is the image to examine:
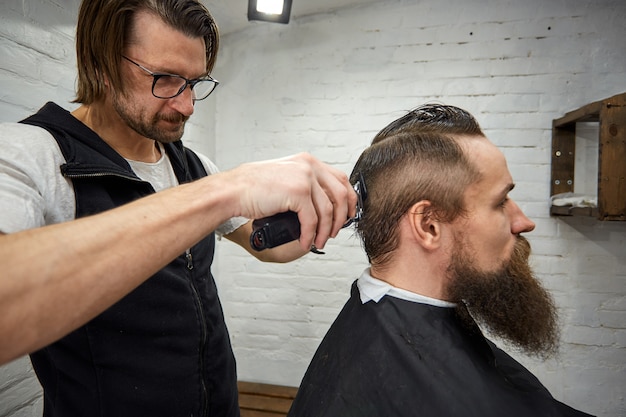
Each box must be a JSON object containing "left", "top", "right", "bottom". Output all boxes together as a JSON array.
[{"left": 250, "top": 173, "right": 367, "bottom": 253}]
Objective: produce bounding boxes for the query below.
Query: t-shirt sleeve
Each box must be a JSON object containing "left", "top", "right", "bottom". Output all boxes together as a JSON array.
[
  {"left": 194, "top": 151, "right": 248, "bottom": 237},
  {"left": 0, "top": 123, "right": 75, "bottom": 233}
]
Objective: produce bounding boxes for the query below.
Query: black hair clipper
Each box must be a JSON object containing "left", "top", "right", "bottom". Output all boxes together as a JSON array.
[{"left": 250, "top": 173, "right": 367, "bottom": 252}]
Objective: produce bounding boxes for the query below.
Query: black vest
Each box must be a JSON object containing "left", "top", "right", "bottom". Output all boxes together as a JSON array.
[{"left": 21, "top": 102, "right": 239, "bottom": 417}]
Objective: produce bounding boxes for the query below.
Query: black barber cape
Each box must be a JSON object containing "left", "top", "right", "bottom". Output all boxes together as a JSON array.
[{"left": 288, "top": 282, "right": 593, "bottom": 417}]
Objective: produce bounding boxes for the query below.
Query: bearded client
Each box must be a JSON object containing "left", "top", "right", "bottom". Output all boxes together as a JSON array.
[{"left": 287, "top": 104, "right": 593, "bottom": 417}]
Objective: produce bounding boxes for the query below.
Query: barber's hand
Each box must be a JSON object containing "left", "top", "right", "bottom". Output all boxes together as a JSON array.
[{"left": 233, "top": 153, "right": 357, "bottom": 251}]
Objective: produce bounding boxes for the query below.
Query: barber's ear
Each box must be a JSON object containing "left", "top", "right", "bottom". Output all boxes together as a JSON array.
[{"left": 408, "top": 201, "right": 441, "bottom": 250}]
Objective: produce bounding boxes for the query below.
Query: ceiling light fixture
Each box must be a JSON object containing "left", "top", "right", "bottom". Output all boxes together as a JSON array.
[{"left": 248, "top": 0, "right": 293, "bottom": 24}]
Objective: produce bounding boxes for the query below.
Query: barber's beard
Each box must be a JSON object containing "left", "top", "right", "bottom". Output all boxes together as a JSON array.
[
  {"left": 446, "top": 235, "right": 560, "bottom": 359},
  {"left": 111, "top": 91, "right": 188, "bottom": 143}
]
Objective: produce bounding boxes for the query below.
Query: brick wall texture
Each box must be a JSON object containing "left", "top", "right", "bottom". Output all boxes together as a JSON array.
[{"left": 1, "top": 0, "right": 624, "bottom": 416}]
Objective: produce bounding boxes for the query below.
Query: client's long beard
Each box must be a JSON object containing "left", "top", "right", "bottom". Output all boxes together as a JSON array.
[{"left": 447, "top": 236, "right": 559, "bottom": 358}]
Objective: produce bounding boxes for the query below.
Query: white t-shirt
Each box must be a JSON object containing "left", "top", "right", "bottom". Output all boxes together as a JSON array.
[{"left": 0, "top": 122, "right": 247, "bottom": 236}]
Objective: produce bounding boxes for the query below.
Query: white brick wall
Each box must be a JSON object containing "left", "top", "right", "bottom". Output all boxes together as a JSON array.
[
  {"left": 211, "top": 1, "right": 626, "bottom": 416},
  {"left": 1, "top": 0, "right": 625, "bottom": 416}
]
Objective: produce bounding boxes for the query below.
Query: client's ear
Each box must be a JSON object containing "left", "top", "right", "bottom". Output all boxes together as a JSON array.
[{"left": 408, "top": 201, "right": 441, "bottom": 250}]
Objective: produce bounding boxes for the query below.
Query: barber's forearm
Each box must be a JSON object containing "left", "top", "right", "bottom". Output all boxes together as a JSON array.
[
  {"left": 0, "top": 152, "right": 356, "bottom": 364},
  {"left": 0, "top": 174, "right": 235, "bottom": 364}
]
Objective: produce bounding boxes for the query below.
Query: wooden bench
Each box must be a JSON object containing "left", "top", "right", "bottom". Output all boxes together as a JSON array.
[{"left": 238, "top": 381, "right": 299, "bottom": 417}]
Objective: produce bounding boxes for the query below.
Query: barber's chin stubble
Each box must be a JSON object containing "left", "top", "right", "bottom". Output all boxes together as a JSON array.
[{"left": 448, "top": 236, "right": 560, "bottom": 359}]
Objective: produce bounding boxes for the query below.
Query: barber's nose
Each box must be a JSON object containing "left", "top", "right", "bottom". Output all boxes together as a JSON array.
[{"left": 170, "top": 86, "right": 195, "bottom": 117}]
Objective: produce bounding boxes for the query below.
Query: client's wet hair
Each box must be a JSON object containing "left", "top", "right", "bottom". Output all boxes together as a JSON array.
[{"left": 350, "top": 104, "right": 483, "bottom": 267}]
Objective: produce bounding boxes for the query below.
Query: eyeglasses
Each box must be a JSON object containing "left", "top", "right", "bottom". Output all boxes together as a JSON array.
[{"left": 122, "top": 56, "right": 219, "bottom": 101}]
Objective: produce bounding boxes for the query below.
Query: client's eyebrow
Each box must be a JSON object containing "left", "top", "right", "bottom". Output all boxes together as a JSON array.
[{"left": 497, "top": 183, "right": 516, "bottom": 200}]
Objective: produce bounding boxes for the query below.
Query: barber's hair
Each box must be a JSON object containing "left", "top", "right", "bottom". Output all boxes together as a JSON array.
[
  {"left": 350, "top": 104, "right": 484, "bottom": 267},
  {"left": 74, "top": 0, "right": 219, "bottom": 104}
]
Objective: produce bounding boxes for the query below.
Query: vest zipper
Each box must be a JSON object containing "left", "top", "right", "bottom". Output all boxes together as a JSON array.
[
  {"left": 186, "top": 248, "right": 209, "bottom": 416},
  {"left": 186, "top": 249, "right": 194, "bottom": 270},
  {"left": 62, "top": 171, "right": 143, "bottom": 182}
]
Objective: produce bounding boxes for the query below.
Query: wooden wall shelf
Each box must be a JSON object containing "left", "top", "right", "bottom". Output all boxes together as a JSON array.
[{"left": 550, "top": 92, "right": 626, "bottom": 221}]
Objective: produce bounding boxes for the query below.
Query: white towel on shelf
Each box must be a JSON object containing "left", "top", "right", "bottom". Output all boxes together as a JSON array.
[{"left": 550, "top": 192, "right": 597, "bottom": 207}]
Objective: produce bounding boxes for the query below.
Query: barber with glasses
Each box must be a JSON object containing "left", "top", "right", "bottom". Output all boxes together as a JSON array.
[
  {"left": 0, "top": 1, "right": 356, "bottom": 417},
  {"left": 122, "top": 55, "right": 219, "bottom": 101}
]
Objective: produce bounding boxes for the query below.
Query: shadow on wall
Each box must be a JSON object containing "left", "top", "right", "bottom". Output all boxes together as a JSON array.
[{"left": 557, "top": 216, "right": 626, "bottom": 261}]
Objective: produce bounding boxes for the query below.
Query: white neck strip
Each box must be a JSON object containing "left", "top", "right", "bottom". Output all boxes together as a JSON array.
[{"left": 357, "top": 268, "right": 456, "bottom": 308}]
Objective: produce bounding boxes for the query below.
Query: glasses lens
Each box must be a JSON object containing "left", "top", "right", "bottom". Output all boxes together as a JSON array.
[
  {"left": 152, "top": 75, "right": 187, "bottom": 99},
  {"left": 191, "top": 80, "right": 218, "bottom": 101}
]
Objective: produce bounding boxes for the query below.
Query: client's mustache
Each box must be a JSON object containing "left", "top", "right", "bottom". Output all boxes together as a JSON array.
[{"left": 513, "top": 234, "right": 531, "bottom": 263}]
